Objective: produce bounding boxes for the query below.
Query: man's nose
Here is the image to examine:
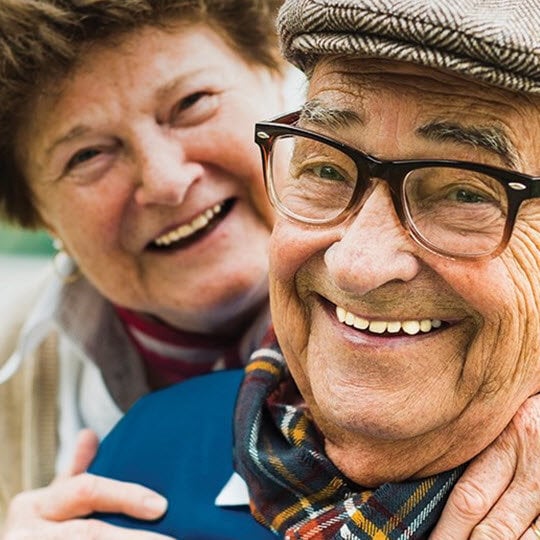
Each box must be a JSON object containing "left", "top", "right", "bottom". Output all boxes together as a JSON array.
[
  {"left": 133, "top": 134, "right": 203, "bottom": 207},
  {"left": 324, "top": 182, "right": 421, "bottom": 295}
]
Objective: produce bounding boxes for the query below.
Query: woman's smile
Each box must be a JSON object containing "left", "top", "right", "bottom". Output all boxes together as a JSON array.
[{"left": 149, "top": 198, "right": 235, "bottom": 251}]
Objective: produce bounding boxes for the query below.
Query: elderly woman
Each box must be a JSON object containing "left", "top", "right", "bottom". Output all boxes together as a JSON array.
[
  {"left": 0, "top": 0, "right": 287, "bottom": 536},
  {"left": 86, "top": 0, "right": 540, "bottom": 538},
  {"left": 3, "top": 0, "right": 540, "bottom": 538}
]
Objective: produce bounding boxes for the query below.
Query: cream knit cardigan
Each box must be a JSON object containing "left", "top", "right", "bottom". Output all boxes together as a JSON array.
[{"left": 0, "top": 276, "right": 58, "bottom": 523}]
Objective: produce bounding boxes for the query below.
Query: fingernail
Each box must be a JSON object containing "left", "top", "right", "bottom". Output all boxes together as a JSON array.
[{"left": 143, "top": 494, "right": 168, "bottom": 516}]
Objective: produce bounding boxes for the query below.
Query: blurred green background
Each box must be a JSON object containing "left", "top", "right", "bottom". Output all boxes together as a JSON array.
[
  {"left": 0, "top": 225, "right": 52, "bottom": 294},
  {"left": 0, "top": 224, "right": 54, "bottom": 255}
]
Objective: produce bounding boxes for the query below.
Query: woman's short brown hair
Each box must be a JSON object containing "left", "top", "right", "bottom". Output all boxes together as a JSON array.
[{"left": 0, "top": 0, "right": 283, "bottom": 228}]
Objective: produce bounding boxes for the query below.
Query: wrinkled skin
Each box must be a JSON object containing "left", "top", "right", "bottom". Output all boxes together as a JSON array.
[
  {"left": 269, "top": 58, "right": 540, "bottom": 536},
  {"left": 18, "top": 23, "right": 284, "bottom": 335},
  {"left": 5, "top": 32, "right": 540, "bottom": 540}
]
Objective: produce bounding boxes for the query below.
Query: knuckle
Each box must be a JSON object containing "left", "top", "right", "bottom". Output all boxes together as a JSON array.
[
  {"left": 447, "top": 480, "right": 490, "bottom": 519},
  {"left": 473, "top": 519, "right": 518, "bottom": 540},
  {"left": 523, "top": 474, "right": 540, "bottom": 493},
  {"left": 8, "top": 491, "right": 36, "bottom": 514},
  {"left": 511, "top": 397, "right": 540, "bottom": 441},
  {"left": 71, "top": 473, "right": 101, "bottom": 504},
  {"left": 5, "top": 490, "right": 43, "bottom": 526}
]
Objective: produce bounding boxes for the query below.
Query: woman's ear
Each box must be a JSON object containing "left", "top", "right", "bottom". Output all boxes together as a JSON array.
[{"left": 38, "top": 214, "right": 58, "bottom": 240}]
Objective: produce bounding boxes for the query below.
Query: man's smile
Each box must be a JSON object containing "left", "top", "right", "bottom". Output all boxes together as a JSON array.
[{"left": 335, "top": 305, "right": 444, "bottom": 336}]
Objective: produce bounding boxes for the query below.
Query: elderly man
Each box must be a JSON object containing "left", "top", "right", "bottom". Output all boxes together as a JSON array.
[
  {"left": 237, "top": 0, "right": 540, "bottom": 535},
  {"left": 87, "top": 0, "right": 540, "bottom": 537}
]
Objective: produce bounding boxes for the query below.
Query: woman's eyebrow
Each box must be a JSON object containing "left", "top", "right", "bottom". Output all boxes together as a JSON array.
[
  {"left": 417, "top": 120, "right": 518, "bottom": 168},
  {"left": 155, "top": 68, "right": 209, "bottom": 101},
  {"left": 45, "top": 124, "right": 91, "bottom": 157}
]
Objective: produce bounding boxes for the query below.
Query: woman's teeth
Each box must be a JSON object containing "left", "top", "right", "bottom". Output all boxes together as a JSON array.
[
  {"left": 153, "top": 203, "right": 223, "bottom": 247},
  {"left": 336, "top": 306, "right": 442, "bottom": 336}
]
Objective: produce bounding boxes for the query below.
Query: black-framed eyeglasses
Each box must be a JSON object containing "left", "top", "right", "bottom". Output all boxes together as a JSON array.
[{"left": 255, "top": 111, "right": 540, "bottom": 260}]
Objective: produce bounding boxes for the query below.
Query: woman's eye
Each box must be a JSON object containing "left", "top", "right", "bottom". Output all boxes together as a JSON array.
[
  {"left": 176, "top": 92, "right": 206, "bottom": 112},
  {"left": 66, "top": 148, "right": 102, "bottom": 170},
  {"left": 171, "top": 91, "right": 217, "bottom": 126}
]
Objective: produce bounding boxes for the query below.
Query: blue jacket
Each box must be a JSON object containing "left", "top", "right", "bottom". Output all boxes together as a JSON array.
[{"left": 89, "top": 369, "right": 277, "bottom": 539}]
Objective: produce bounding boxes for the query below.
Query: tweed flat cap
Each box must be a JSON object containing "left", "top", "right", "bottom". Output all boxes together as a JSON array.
[{"left": 278, "top": 0, "right": 539, "bottom": 94}]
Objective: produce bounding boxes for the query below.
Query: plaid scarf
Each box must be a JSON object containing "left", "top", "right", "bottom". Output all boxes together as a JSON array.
[{"left": 234, "top": 341, "right": 466, "bottom": 539}]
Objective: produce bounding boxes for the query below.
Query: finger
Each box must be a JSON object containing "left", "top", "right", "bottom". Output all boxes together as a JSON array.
[
  {"left": 64, "top": 429, "right": 100, "bottom": 477},
  {"left": 39, "top": 474, "right": 168, "bottom": 521},
  {"left": 468, "top": 400, "right": 540, "bottom": 540},
  {"left": 52, "top": 518, "right": 176, "bottom": 539},
  {"left": 468, "top": 487, "right": 538, "bottom": 539},
  {"left": 520, "top": 518, "right": 540, "bottom": 540},
  {"left": 433, "top": 395, "right": 540, "bottom": 540},
  {"left": 429, "top": 431, "right": 515, "bottom": 539}
]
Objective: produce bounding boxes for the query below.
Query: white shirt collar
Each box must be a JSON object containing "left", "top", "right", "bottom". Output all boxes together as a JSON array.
[{"left": 215, "top": 472, "right": 250, "bottom": 507}]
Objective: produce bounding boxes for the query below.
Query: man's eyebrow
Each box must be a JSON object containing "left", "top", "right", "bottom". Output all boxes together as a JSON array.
[
  {"left": 299, "top": 99, "right": 364, "bottom": 130},
  {"left": 417, "top": 121, "right": 518, "bottom": 168}
]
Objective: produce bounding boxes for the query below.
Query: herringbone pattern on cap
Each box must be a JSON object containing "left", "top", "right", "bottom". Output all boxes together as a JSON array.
[{"left": 278, "top": 0, "right": 539, "bottom": 94}]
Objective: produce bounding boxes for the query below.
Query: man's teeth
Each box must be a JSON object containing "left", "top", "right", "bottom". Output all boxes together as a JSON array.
[
  {"left": 336, "top": 306, "right": 442, "bottom": 336},
  {"left": 154, "top": 203, "right": 223, "bottom": 246}
]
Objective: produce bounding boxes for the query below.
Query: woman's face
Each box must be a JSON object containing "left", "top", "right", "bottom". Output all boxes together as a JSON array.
[{"left": 17, "top": 23, "right": 285, "bottom": 334}]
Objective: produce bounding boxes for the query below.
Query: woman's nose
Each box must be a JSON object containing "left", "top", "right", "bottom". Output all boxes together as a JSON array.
[
  {"left": 133, "top": 135, "right": 204, "bottom": 207},
  {"left": 324, "top": 183, "right": 421, "bottom": 295}
]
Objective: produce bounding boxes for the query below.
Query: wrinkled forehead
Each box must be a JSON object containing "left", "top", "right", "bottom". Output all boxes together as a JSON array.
[{"left": 309, "top": 58, "right": 524, "bottom": 105}]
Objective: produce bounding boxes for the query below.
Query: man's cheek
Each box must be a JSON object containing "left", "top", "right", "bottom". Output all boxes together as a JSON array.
[
  {"left": 270, "top": 276, "right": 310, "bottom": 368},
  {"left": 270, "top": 222, "right": 329, "bottom": 277}
]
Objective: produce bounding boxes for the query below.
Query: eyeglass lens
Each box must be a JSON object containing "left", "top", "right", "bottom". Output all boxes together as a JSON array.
[{"left": 270, "top": 134, "right": 509, "bottom": 258}]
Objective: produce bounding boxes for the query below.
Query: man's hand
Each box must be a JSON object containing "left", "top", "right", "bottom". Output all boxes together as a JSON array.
[
  {"left": 430, "top": 395, "right": 540, "bottom": 539},
  {"left": 1, "top": 429, "right": 174, "bottom": 539}
]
